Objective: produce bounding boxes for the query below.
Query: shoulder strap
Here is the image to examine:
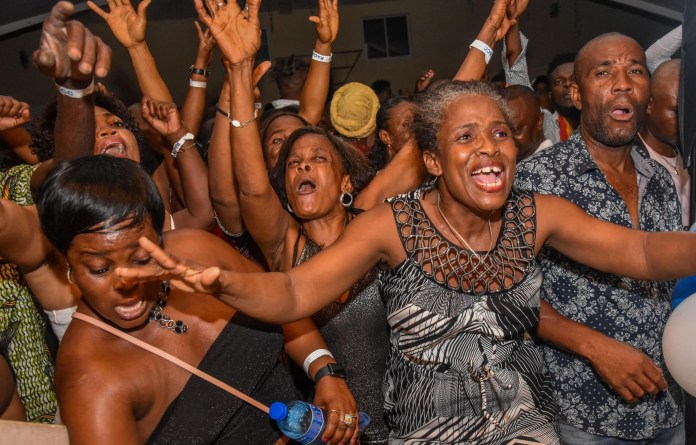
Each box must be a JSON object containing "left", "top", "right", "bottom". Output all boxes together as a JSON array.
[{"left": 71, "top": 312, "right": 269, "bottom": 414}]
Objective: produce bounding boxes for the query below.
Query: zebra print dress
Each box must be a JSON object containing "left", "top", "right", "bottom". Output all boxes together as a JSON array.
[{"left": 380, "top": 187, "right": 558, "bottom": 444}]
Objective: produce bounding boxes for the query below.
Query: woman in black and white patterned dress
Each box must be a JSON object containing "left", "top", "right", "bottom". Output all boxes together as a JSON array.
[{"left": 130, "top": 81, "right": 696, "bottom": 444}]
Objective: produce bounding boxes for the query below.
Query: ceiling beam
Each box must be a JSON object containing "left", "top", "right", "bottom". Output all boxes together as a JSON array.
[
  {"left": 0, "top": 1, "right": 107, "bottom": 37},
  {"left": 601, "top": 0, "right": 683, "bottom": 21}
]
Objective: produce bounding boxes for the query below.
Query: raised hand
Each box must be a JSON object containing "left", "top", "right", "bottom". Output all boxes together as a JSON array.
[
  {"left": 588, "top": 336, "right": 668, "bottom": 403},
  {"left": 194, "top": 0, "right": 262, "bottom": 65},
  {"left": 33, "top": 1, "right": 112, "bottom": 82},
  {"left": 0, "top": 96, "right": 31, "bottom": 132},
  {"left": 483, "top": 0, "right": 515, "bottom": 44},
  {"left": 310, "top": 0, "right": 339, "bottom": 46},
  {"left": 194, "top": 21, "right": 218, "bottom": 67},
  {"left": 415, "top": 69, "right": 435, "bottom": 94},
  {"left": 506, "top": 0, "right": 529, "bottom": 21},
  {"left": 116, "top": 237, "right": 224, "bottom": 295},
  {"left": 141, "top": 97, "right": 185, "bottom": 138},
  {"left": 87, "top": 0, "right": 151, "bottom": 49}
]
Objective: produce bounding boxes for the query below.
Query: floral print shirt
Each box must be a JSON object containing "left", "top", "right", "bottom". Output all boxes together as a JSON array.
[{"left": 514, "top": 130, "right": 683, "bottom": 439}]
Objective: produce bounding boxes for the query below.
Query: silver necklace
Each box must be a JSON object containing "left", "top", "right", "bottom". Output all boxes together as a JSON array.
[
  {"left": 436, "top": 193, "right": 494, "bottom": 263},
  {"left": 656, "top": 148, "right": 681, "bottom": 176},
  {"left": 148, "top": 281, "right": 188, "bottom": 334}
]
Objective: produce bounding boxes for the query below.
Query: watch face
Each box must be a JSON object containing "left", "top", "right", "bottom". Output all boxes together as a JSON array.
[{"left": 328, "top": 363, "right": 347, "bottom": 378}]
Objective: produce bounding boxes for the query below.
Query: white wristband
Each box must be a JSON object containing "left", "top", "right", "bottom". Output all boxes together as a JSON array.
[
  {"left": 312, "top": 50, "right": 332, "bottom": 63},
  {"left": 303, "top": 348, "right": 334, "bottom": 375},
  {"left": 469, "top": 39, "right": 493, "bottom": 64},
  {"left": 171, "top": 132, "right": 195, "bottom": 158},
  {"left": 56, "top": 79, "right": 95, "bottom": 98},
  {"left": 189, "top": 79, "right": 207, "bottom": 88}
]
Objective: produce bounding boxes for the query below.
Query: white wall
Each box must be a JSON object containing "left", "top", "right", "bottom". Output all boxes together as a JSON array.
[{"left": 0, "top": 0, "right": 677, "bottom": 112}]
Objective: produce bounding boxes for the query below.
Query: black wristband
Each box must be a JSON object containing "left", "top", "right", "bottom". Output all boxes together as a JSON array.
[
  {"left": 313, "top": 363, "right": 346, "bottom": 383},
  {"left": 189, "top": 65, "right": 210, "bottom": 78}
]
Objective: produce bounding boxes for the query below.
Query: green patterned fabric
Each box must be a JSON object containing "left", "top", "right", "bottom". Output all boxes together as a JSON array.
[{"left": 0, "top": 163, "right": 57, "bottom": 423}]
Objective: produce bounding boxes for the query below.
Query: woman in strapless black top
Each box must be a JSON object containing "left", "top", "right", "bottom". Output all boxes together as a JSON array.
[{"left": 36, "top": 155, "right": 353, "bottom": 445}]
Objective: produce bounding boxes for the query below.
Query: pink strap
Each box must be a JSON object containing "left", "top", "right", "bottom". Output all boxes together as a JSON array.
[{"left": 72, "top": 312, "right": 269, "bottom": 414}]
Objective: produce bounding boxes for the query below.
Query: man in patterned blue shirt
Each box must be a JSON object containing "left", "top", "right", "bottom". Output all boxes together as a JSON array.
[{"left": 515, "top": 33, "right": 684, "bottom": 444}]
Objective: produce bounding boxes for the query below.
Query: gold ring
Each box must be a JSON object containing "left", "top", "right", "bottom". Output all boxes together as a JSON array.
[{"left": 327, "top": 409, "right": 341, "bottom": 415}]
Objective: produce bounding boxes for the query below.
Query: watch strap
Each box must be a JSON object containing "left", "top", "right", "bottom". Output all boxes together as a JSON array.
[
  {"left": 313, "top": 363, "right": 346, "bottom": 383},
  {"left": 189, "top": 65, "right": 210, "bottom": 77}
]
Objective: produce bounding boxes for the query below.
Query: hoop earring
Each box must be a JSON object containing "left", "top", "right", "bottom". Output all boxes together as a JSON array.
[
  {"left": 286, "top": 202, "right": 294, "bottom": 214},
  {"left": 340, "top": 192, "right": 354, "bottom": 208},
  {"left": 66, "top": 263, "right": 74, "bottom": 285}
]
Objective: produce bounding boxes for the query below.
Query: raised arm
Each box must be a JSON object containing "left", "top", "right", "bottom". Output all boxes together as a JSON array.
[
  {"left": 0, "top": 96, "right": 37, "bottom": 165},
  {"left": 31, "top": 1, "right": 112, "bottom": 192},
  {"left": 454, "top": 0, "right": 514, "bottom": 81},
  {"left": 141, "top": 97, "right": 214, "bottom": 230},
  {"left": 196, "top": 0, "right": 293, "bottom": 266},
  {"left": 208, "top": 61, "right": 271, "bottom": 236},
  {"left": 501, "top": 0, "right": 531, "bottom": 86},
  {"left": 0, "top": 200, "right": 50, "bottom": 272},
  {"left": 354, "top": 137, "right": 425, "bottom": 210},
  {"left": 299, "top": 0, "right": 339, "bottom": 125},
  {"left": 88, "top": 0, "right": 172, "bottom": 102},
  {"left": 645, "top": 25, "right": 682, "bottom": 73},
  {"left": 180, "top": 22, "right": 217, "bottom": 136}
]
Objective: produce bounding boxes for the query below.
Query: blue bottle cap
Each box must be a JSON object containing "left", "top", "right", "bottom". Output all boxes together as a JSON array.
[
  {"left": 268, "top": 401, "right": 288, "bottom": 421},
  {"left": 359, "top": 412, "right": 371, "bottom": 430}
]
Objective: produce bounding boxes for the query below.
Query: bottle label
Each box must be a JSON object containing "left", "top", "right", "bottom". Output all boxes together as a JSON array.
[{"left": 297, "top": 404, "right": 324, "bottom": 444}]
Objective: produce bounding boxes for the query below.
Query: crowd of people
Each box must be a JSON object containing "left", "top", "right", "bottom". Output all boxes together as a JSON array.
[{"left": 0, "top": 0, "right": 692, "bottom": 444}]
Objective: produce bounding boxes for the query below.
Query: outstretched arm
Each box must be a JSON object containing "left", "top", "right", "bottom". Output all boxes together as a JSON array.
[
  {"left": 116, "top": 203, "right": 398, "bottom": 324},
  {"left": 31, "top": 1, "right": 112, "bottom": 192},
  {"left": 454, "top": 0, "right": 514, "bottom": 81},
  {"left": 299, "top": 0, "right": 339, "bottom": 125},
  {"left": 536, "top": 193, "right": 696, "bottom": 281},
  {"left": 141, "top": 97, "right": 213, "bottom": 230}
]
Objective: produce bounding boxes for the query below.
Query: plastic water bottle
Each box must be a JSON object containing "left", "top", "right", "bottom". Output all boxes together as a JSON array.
[{"left": 268, "top": 400, "right": 371, "bottom": 444}]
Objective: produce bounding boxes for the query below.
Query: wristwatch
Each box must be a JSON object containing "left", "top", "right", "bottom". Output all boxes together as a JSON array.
[
  {"left": 189, "top": 65, "right": 210, "bottom": 78},
  {"left": 313, "top": 363, "right": 347, "bottom": 383}
]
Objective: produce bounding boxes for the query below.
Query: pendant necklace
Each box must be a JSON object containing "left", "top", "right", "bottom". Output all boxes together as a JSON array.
[
  {"left": 436, "top": 193, "right": 494, "bottom": 263},
  {"left": 148, "top": 281, "right": 189, "bottom": 334},
  {"left": 657, "top": 148, "right": 681, "bottom": 176}
]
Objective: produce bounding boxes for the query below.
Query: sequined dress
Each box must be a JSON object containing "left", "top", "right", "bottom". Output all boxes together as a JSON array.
[
  {"left": 380, "top": 187, "right": 559, "bottom": 444},
  {"left": 295, "top": 236, "right": 391, "bottom": 444}
]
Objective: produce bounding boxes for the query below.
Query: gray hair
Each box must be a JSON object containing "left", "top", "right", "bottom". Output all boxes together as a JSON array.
[{"left": 414, "top": 80, "right": 513, "bottom": 154}]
